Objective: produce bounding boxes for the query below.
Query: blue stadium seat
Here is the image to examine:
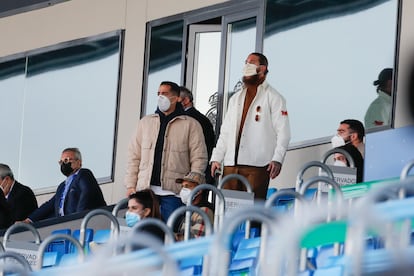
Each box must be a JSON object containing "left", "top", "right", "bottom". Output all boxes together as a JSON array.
[
  {"left": 179, "top": 255, "right": 203, "bottom": 275},
  {"left": 70, "top": 228, "right": 93, "bottom": 254},
  {"left": 41, "top": 251, "right": 59, "bottom": 268},
  {"left": 266, "top": 188, "right": 277, "bottom": 199},
  {"left": 46, "top": 228, "right": 71, "bottom": 259},
  {"left": 313, "top": 265, "right": 344, "bottom": 276},
  {"left": 228, "top": 236, "right": 261, "bottom": 275},
  {"left": 231, "top": 227, "right": 259, "bottom": 253},
  {"left": 92, "top": 229, "right": 111, "bottom": 244}
]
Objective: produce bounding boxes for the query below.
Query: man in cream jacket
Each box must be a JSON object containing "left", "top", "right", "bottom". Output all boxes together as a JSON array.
[
  {"left": 210, "top": 53, "right": 291, "bottom": 200},
  {"left": 125, "top": 81, "right": 207, "bottom": 222}
]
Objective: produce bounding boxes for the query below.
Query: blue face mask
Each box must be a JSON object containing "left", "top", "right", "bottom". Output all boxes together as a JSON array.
[{"left": 125, "top": 211, "right": 141, "bottom": 227}]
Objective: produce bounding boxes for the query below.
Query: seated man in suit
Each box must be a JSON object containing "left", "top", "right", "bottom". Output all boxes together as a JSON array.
[
  {"left": 0, "top": 164, "right": 38, "bottom": 226},
  {"left": 23, "top": 147, "right": 107, "bottom": 223}
]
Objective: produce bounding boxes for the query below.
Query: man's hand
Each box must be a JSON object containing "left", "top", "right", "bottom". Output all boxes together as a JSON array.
[
  {"left": 210, "top": 161, "right": 221, "bottom": 177},
  {"left": 20, "top": 218, "right": 32, "bottom": 224},
  {"left": 267, "top": 161, "right": 282, "bottom": 179},
  {"left": 126, "top": 187, "right": 136, "bottom": 197}
]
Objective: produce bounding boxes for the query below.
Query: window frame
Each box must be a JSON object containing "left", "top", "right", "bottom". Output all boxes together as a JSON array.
[{"left": 0, "top": 30, "right": 123, "bottom": 194}]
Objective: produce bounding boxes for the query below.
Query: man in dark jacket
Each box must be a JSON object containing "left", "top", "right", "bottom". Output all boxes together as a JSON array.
[
  {"left": 180, "top": 86, "right": 216, "bottom": 184},
  {"left": 23, "top": 147, "right": 106, "bottom": 223},
  {"left": 0, "top": 163, "right": 38, "bottom": 225},
  {"left": 0, "top": 190, "right": 12, "bottom": 229}
]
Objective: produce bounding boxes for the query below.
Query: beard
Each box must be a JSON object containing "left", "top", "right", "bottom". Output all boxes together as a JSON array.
[{"left": 242, "top": 74, "right": 261, "bottom": 86}]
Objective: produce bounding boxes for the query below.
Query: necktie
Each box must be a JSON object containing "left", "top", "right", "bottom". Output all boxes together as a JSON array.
[{"left": 58, "top": 179, "right": 72, "bottom": 216}]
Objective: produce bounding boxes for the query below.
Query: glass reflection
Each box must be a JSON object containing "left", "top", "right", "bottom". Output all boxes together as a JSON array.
[
  {"left": 0, "top": 34, "right": 121, "bottom": 190},
  {"left": 224, "top": 17, "right": 256, "bottom": 115},
  {"left": 0, "top": 58, "right": 26, "bottom": 170},
  {"left": 192, "top": 31, "right": 221, "bottom": 130},
  {"left": 145, "top": 21, "right": 183, "bottom": 115},
  {"left": 264, "top": 0, "right": 398, "bottom": 145},
  {"left": 364, "top": 67, "right": 393, "bottom": 128}
]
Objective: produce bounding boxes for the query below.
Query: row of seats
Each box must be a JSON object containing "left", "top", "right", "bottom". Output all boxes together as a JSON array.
[
  {"left": 44, "top": 228, "right": 112, "bottom": 267},
  {"left": 1, "top": 160, "right": 413, "bottom": 275}
]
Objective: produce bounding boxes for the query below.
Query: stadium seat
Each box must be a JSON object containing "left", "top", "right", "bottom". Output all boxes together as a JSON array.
[
  {"left": 70, "top": 228, "right": 93, "bottom": 254},
  {"left": 46, "top": 228, "right": 71, "bottom": 258}
]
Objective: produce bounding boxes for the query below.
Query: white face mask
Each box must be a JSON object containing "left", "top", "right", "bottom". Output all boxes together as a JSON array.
[
  {"left": 242, "top": 63, "right": 258, "bottom": 77},
  {"left": 333, "top": 160, "right": 347, "bottom": 167},
  {"left": 179, "top": 188, "right": 192, "bottom": 204},
  {"left": 157, "top": 95, "right": 171, "bottom": 112},
  {"left": 331, "top": 135, "right": 346, "bottom": 148}
]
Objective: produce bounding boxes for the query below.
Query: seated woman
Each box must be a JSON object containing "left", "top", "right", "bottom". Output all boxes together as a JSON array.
[
  {"left": 126, "top": 189, "right": 165, "bottom": 242},
  {"left": 90, "top": 189, "right": 164, "bottom": 253},
  {"left": 175, "top": 172, "right": 214, "bottom": 241}
]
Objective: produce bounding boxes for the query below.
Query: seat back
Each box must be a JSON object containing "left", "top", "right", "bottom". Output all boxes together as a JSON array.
[
  {"left": 70, "top": 228, "right": 93, "bottom": 254},
  {"left": 46, "top": 228, "right": 71, "bottom": 257}
]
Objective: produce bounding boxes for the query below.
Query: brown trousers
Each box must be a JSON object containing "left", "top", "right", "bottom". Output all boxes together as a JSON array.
[{"left": 222, "top": 165, "right": 270, "bottom": 200}]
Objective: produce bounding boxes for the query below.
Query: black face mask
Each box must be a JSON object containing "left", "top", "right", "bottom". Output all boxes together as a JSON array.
[{"left": 60, "top": 162, "right": 74, "bottom": 177}]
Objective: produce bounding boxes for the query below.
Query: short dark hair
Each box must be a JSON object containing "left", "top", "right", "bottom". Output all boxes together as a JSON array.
[
  {"left": 0, "top": 164, "right": 14, "bottom": 180},
  {"left": 179, "top": 86, "right": 193, "bottom": 103},
  {"left": 340, "top": 119, "right": 365, "bottom": 141},
  {"left": 160, "top": 81, "right": 180, "bottom": 96},
  {"left": 250, "top": 52, "right": 269, "bottom": 75}
]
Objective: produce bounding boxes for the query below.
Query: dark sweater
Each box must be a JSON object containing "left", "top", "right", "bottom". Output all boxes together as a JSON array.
[{"left": 150, "top": 105, "right": 185, "bottom": 186}]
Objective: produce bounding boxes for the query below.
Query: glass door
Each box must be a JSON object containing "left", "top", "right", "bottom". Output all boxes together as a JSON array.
[
  {"left": 185, "top": 10, "right": 260, "bottom": 133},
  {"left": 219, "top": 14, "right": 258, "bottom": 128},
  {"left": 186, "top": 24, "right": 221, "bottom": 130}
]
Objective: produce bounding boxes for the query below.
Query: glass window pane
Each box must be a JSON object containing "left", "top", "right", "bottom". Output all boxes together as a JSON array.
[
  {"left": 1, "top": 34, "right": 121, "bottom": 191},
  {"left": 145, "top": 21, "right": 184, "bottom": 115},
  {"left": 264, "top": 0, "right": 398, "bottom": 145},
  {"left": 224, "top": 17, "right": 257, "bottom": 113},
  {"left": 0, "top": 58, "right": 26, "bottom": 171},
  {"left": 192, "top": 30, "right": 221, "bottom": 130}
]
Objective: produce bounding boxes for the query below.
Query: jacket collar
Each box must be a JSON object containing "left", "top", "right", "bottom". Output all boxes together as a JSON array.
[
  {"left": 378, "top": 90, "right": 392, "bottom": 103},
  {"left": 242, "top": 80, "right": 269, "bottom": 93}
]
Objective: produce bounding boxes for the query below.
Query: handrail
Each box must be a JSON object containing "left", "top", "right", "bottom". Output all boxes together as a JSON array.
[
  {"left": 79, "top": 209, "right": 120, "bottom": 248},
  {"left": 321, "top": 148, "right": 356, "bottom": 168},
  {"left": 346, "top": 177, "right": 414, "bottom": 276},
  {"left": 295, "top": 161, "right": 334, "bottom": 191},
  {"left": 166, "top": 205, "right": 213, "bottom": 242},
  {"left": 111, "top": 198, "right": 129, "bottom": 232},
  {"left": 400, "top": 159, "right": 414, "bottom": 180},
  {"left": 217, "top": 173, "right": 254, "bottom": 238},
  {"left": 112, "top": 198, "right": 128, "bottom": 217},
  {"left": 119, "top": 232, "right": 179, "bottom": 275},
  {"left": 296, "top": 161, "right": 335, "bottom": 209},
  {"left": 209, "top": 206, "right": 277, "bottom": 276},
  {"left": 299, "top": 176, "right": 342, "bottom": 196},
  {"left": 129, "top": 218, "right": 175, "bottom": 247},
  {"left": 399, "top": 159, "right": 414, "bottom": 198},
  {"left": 2, "top": 222, "right": 42, "bottom": 248},
  {"left": 265, "top": 189, "right": 305, "bottom": 217},
  {"left": 299, "top": 176, "right": 344, "bottom": 221},
  {"left": 217, "top": 173, "right": 253, "bottom": 192},
  {"left": 265, "top": 189, "right": 305, "bottom": 208},
  {"left": 36, "top": 233, "right": 84, "bottom": 270},
  {"left": 187, "top": 183, "right": 225, "bottom": 234},
  {"left": 359, "top": 177, "right": 414, "bottom": 206},
  {"left": 0, "top": 251, "right": 32, "bottom": 274}
]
